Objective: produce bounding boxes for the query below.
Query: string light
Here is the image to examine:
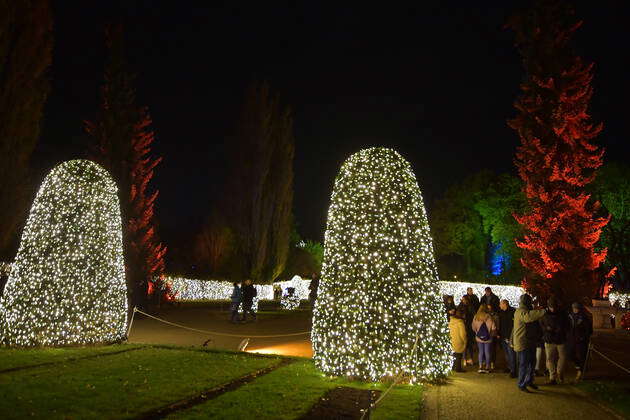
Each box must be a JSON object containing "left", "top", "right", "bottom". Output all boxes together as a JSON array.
[
  {"left": 0, "top": 160, "right": 127, "bottom": 346},
  {"left": 311, "top": 147, "right": 452, "bottom": 381}
]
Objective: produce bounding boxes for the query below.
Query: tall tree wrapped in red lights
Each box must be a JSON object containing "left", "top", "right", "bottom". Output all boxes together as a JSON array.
[
  {"left": 85, "top": 25, "right": 167, "bottom": 309},
  {"left": 508, "top": 1, "right": 608, "bottom": 303}
]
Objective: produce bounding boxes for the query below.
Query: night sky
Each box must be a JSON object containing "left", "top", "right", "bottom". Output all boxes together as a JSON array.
[{"left": 38, "top": 1, "right": 630, "bottom": 249}]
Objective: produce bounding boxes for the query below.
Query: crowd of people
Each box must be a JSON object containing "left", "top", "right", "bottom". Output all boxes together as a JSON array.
[{"left": 445, "top": 287, "right": 593, "bottom": 393}]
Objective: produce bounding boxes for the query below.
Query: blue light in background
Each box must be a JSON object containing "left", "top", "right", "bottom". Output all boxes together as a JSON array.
[{"left": 489, "top": 242, "right": 510, "bottom": 276}]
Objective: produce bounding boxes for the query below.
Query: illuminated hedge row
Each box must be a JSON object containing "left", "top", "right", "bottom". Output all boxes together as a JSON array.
[
  {"left": 164, "top": 275, "right": 311, "bottom": 303},
  {"left": 439, "top": 281, "right": 525, "bottom": 307}
]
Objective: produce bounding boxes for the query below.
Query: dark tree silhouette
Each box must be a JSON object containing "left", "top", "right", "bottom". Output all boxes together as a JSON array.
[
  {"left": 85, "top": 25, "right": 166, "bottom": 309},
  {"left": 508, "top": 0, "right": 608, "bottom": 303},
  {"left": 0, "top": 0, "right": 53, "bottom": 260},
  {"left": 223, "top": 82, "right": 294, "bottom": 284}
]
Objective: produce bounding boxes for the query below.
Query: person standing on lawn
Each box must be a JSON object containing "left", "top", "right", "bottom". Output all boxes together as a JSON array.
[
  {"left": 568, "top": 302, "right": 593, "bottom": 382},
  {"left": 498, "top": 299, "right": 517, "bottom": 378},
  {"left": 229, "top": 281, "right": 242, "bottom": 324},
  {"left": 539, "top": 297, "right": 568, "bottom": 384},
  {"left": 512, "top": 294, "right": 546, "bottom": 392},
  {"left": 241, "top": 279, "right": 257, "bottom": 323},
  {"left": 472, "top": 304, "right": 497, "bottom": 373},
  {"left": 480, "top": 287, "right": 500, "bottom": 312},
  {"left": 449, "top": 308, "right": 468, "bottom": 372},
  {"left": 458, "top": 295, "right": 476, "bottom": 366}
]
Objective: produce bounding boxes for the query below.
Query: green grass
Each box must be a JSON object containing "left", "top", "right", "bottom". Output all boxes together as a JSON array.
[
  {"left": 169, "top": 359, "right": 422, "bottom": 420},
  {"left": 576, "top": 379, "right": 630, "bottom": 418},
  {"left": 0, "top": 345, "right": 279, "bottom": 419},
  {"left": 0, "top": 345, "right": 422, "bottom": 419},
  {"left": 0, "top": 343, "right": 143, "bottom": 371}
]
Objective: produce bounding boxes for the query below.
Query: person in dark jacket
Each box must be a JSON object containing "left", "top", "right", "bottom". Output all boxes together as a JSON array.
[
  {"left": 466, "top": 287, "right": 480, "bottom": 313},
  {"left": 241, "top": 279, "right": 257, "bottom": 322},
  {"left": 229, "top": 282, "right": 242, "bottom": 323},
  {"left": 308, "top": 273, "right": 320, "bottom": 307},
  {"left": 568, "top": 302, "right": 593, "bottom": 382},
  {"left": 480, "top": 287, "right": 500, "bottom": 312},
  {"left": 498, "top": 299, "right": 517, "bottom": 377},
  {"left": 444, "top": 295, "right": 456, "bottom": 321},
  {"left": 539, "top": 297, "right": 568, "bottom": 384},
  {"left": 458, "top": 295, "right": 476, "bottom": 366}
]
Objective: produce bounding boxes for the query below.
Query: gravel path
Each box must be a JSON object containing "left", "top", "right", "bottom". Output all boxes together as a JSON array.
[
  {"left": 421, "top": 370, "right": 621, "bottom": 420},
  {"left": 422, "top": 330, "right": 630, "bottom": 420},
  {"left": 128, "top": 306, "right": 313, "bottom": 357}
]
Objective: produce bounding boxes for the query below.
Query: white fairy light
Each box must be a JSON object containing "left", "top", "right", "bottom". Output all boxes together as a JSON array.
[
  {"left": 311, "top": 147, "right": 452, "bottom": 381},
  {"left": 0, "top": 160, "right": 127, "bottom": 346}
]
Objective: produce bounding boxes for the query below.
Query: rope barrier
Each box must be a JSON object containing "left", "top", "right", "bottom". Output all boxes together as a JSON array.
[
  {"left": 130, "top": 307, "right": 312, "bottom": 339},
  {"left": 361, "top": 335, "right": 420, "bottom": 420},
  {"left": 590, "top": 345, "right": 630, "bottom": 375}
]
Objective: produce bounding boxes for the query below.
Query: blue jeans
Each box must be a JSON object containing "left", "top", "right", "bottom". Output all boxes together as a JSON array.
[
  {"left": 517, "top": 348, "right": 536, "bottom": 388},
  {"left": 501, "top": 339, "right": 516, "bottom": 374},
  {"left": 477, "top": 341, "right": 492, "bottom": 367}
]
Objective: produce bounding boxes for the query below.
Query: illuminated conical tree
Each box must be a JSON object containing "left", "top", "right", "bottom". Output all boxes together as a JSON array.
[
  {"left": 312, "top": 148, "right": 451, "bottom": 381},
  {"left": 0, "top": 160, "right": 127, "bottom": 346}
]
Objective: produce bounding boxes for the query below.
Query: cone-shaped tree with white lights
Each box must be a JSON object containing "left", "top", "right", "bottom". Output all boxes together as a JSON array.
[
  {"left": 0, "top": 160, "right": 127, "bottom": 346},
  {"left": 312, "top": 148, "right": 451, "bottom": 381}
]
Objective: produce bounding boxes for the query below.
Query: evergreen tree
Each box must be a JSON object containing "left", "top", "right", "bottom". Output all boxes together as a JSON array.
[
  {"left": 508, "top": 0, "right": 608, "bottom": 303},
  {"left": 223, "top": 82, "right": 294, "bottom": 284},
  {"left": 0, "top": 160, "right": 127, "bottom": 346},
  {"left": 85, "top": 25, "right": 166, "bottom": 309},
  {"left": 0, "top": 0, "right": 53, "bottom": 260},
  {"left": 312, "top": 148, "right": 451, "bottom": 381}
]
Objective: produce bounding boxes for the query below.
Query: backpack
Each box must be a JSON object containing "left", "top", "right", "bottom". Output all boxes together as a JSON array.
[{"left": 476, "top": 321, "right": 491, "bottom": 341}]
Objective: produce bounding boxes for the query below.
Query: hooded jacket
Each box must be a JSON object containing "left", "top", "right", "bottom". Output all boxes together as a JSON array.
[
  {"left": 449, "top": 317, "right": 467, "bottom": 353},
  {"left": 511, "top": 295, "right": 546, "bottom": 352}
]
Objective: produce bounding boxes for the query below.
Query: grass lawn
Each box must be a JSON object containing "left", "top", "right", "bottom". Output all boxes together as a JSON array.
[
  {"left": 0, "top": 344, "right": 422, "bottom": 419},
  {"left": 576, "top": 379, "right": 630, "bottom": 418},
  {"left": 169, "top": 359, "right": 423, "bottom": 420},
  {"left": 0, "top": 343, "right": 143, "bottom": 371},
  {"left": 0, "top": 345, "right": 279, "bottom": 419}
]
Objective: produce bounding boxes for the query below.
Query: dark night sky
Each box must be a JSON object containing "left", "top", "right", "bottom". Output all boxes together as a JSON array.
[{"left": 38, "top": 1, "right": 630, "bottom": 249}]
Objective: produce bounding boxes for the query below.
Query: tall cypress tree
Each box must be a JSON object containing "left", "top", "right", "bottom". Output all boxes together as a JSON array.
[
  {"left": 0, "top": 0, "right": 53, "bottom": 260},
  {"left": 224, "top": 82, "right": 294, "bottom": 284},
  {"left": 508, "top": 1, "right": 608, "bottom": 303},
  {"left": 85, "top": 25, "right": 165, "bottom": 309}
]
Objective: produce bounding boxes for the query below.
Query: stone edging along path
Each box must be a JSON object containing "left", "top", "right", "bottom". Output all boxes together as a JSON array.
[{"left": 133, "top": 358, "right": 296, "bottom": 420}]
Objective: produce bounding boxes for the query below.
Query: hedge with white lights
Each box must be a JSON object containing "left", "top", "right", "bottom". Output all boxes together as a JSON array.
[
  {"left": 609, "top": 291, "right": 630, "bottom": 309},
  {"left": 0, "top": 160, "right": 127, "bottom": 346},
  {"left": 312, "top": 148, "right": 452, "bottom": 381},
  {"left": 439, "top": 281, "right": 525, "bottom": 308}
]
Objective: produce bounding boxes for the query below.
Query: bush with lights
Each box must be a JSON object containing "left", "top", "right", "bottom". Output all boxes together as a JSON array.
[
  {"left": 311, "top": 147, "right": 452, "bottom": 381},
  {"left": 0, "top": 160, "right": 127, "bottom": 346},
  {"left": 280, "top": 287, "right": 301, "bottom": 310}
]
